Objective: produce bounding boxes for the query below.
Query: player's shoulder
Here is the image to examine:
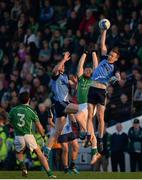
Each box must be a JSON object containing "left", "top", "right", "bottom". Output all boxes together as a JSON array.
[{"left": 26, "top": 105, "right": 37, "bottom": 114}]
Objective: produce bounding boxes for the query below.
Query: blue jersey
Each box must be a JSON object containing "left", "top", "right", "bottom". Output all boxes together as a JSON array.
[
  {"left": 91, "top": 56, "right": 117, "bottom": 85},
  {"left": 51, "top": 73, "right": 69, "bottom": 102}
]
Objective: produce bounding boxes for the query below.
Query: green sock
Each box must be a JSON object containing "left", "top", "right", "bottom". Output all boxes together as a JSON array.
[
  {"left": 47, "top": 169, "right": 53, "bottom": 176},
  {"left": 91, "top": 148, "right": 98, "bottom": 155}
]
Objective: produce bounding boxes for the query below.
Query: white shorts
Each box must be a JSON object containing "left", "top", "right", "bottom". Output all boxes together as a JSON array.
[
  {"left": 78, "top": 103, "right": 88, "bottom": 121},
  {"left": 79, "top": 103, "right": 88, "bottom": 112},
  {"left": 14, "top": 134, "right": 38, "bottom": 152},
  {"left": 78, "top": 103, "right": 96, "bottom": 121}
]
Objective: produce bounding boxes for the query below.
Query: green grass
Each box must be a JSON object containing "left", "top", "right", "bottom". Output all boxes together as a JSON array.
[{"left": 0, "top": 171, "right": 142, "bottom": 179}]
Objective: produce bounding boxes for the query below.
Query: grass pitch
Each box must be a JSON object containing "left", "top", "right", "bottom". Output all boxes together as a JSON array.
[{"left": 0, "top": 171, "right": 142, "bottom": 179}]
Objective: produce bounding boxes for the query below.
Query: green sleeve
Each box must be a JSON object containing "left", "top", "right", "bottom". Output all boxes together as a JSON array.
[{"left": 32, "top": 110, "right": 39, "bottom": 122}]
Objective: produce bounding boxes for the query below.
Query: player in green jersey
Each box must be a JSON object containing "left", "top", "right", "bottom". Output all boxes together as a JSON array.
[
  {"left": 8, "top": 91, "right": 56, "bottom": 178},
  {"left": 75, "top": 50, "right": 98, "bottom": 140}
]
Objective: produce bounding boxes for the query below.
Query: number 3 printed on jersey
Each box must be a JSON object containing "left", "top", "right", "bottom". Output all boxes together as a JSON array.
[{"left": 17, "top": 113, "right": 25, "bottom": 127}]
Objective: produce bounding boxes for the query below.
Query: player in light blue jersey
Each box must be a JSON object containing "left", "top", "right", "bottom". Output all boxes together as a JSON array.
[
  {"left": 47, "top": 106, "right": 79, "bottom": 174},
  {"left": 44, "top": 52, "right": 78, "bottom": 158},
  {"left": 86, "top": 29, "right": 121, "bottom": 164}
]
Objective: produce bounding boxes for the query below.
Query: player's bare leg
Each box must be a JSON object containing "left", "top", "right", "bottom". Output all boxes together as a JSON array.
[
  {"left": 86, "top": 103, "right": 101, "bottom": 164},
  {"left": 86, "top": 103, "right": 96, "bottom": 146},
  {"left": 43, "top": 116, "right": 66, "bottom": 159},
  {"left": 61, "top": 143, "right": 70, "bottom": 173},
  {"left": 70, "top": 139, "right": 79, "bottom": 174},
  {"left": 64, "top": 103, "right": 78, "bottom": 114},
  {"left": 16, "top": 149, "right": 27, "bottom": 177},
  {"left": 48, "top": 116, "right": 66, "bottom": 148},
  {"left": 34, "top": 146, "right": 56, "bottom": 178},
  {"left": 75, "top": 111, "right": 87, "bottom": 132},
  {"left": 97, "top": 104, "right": 105, "bottom": 153}
]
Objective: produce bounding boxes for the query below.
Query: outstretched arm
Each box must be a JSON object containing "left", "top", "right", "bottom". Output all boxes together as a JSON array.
[
  {"left": 77, "top": 53, "right": 87, "bottom": 77},
  {"left": 100, "top": 29, "right": 107, "bottom": 55},
  {"left": 92, "top": 51, "right": 98, "bottom": 70},
  {"left": 52, "top": 51, "right": 70, "bottom": 75}
]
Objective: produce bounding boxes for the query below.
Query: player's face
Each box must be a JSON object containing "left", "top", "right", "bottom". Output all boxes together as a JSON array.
[
  {"left": 84, "top": 67, "right": 92, "bottom": 78},
  {"left": 108, "top": 51, "right": 118, "bottom": 63}
]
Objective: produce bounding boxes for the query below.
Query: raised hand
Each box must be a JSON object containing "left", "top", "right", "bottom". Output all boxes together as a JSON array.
[{"left": 63, "top": 51, "right": 71, "bottom": 61}]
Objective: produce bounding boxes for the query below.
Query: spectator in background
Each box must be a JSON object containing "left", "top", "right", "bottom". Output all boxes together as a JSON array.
[
  {"left": 66, "top": 11, "right": 79, "bottom": 33},
  {"left": 73, "top": 0, "right": 86, "bottom": 25},
  {"left": 39, "top": 0, "right": 54, "bottom": 25},
  {"left": 37, "top": 103, "right": 49, "bottom": 134},
  {"left": 20, "top": 54, "right": 34, "bottom": 79},
  {"left": 115, "top": 93, "right": 132, "bottom": 123},
  {"left": 121, "top": 24, "right": 132, "bottom": 48},
  {"left": 38, "top": 40, "right": 51, "bottom": 66},
  {"left": 17, "top": 42, "right": 28, "bottom": 62},
  {"left": 10, "top": 0, "right": 22, "bottom": 21},
  {"left": 127, "top": 38, "right": 138, "bottom": 59},
  {"left": 4, "top": 130, "right": 16, "bottom": 170},
  {"left": 105, "top": 85, "right": 117, "bottom": 125},
  {"left": 129, "top": 11, "right": 138, "bottom": 31},
  {"left": 17, "top": 13, "right": 27, "bottom": 30},
  {"left": 0, "top": 126, "right": 8, "bottom": 169},
  {"left": 110, "top": 123, "right": 128, "bottom": 172},
  {"left": 79, "top": 9, "right": 95, "bottom": 35},
  {"left": 24, "top": 29, "right": 39, "bottom": 48},
  {"left": 133, "top": 79, "right": 142, "bottom": 116},
  {"left": 134, "top": 23, "right": 142, "bottom": 46},
  {"left": 28, "top": 16, "right": 39, "bottom": 34},
  {"left": 107, "top": 24, "right": 122, "bottom": 49},
  {"left": 0, "top": 25, "right": 10, "bottom": 50},
  {"left": 51, "top": 41, "right": 62, "bottom": 62},
  {"left": 114, "top": 78, "right": 131, "bottom": 98},
  {"left": 128, "top": 119, "right": 142, "bottom": 172},
  {"left": 50, "top": 29, "right": 64, "bottom": 48}
]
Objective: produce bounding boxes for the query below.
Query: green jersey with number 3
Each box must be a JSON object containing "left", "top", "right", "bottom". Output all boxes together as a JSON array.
[{"left": 8, "top": 104, "right": 39, "bottom": 136}]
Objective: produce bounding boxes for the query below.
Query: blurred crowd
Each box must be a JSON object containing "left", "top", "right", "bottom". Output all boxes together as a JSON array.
[{"left": 0, "top": 0, "right": 142, "bottom": 172}]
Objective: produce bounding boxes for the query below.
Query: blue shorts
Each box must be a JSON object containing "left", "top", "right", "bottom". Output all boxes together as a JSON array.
[{"left": 58, "top": 132, "right": 76, "bottom": 143}]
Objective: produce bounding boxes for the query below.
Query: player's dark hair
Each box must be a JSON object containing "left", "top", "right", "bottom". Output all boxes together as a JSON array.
[
  {"left": 19, "top": 91, "right": 30, "bottom": 104},
  {"left": 112, "top": 47, "right": 120, "bottom": 57}
]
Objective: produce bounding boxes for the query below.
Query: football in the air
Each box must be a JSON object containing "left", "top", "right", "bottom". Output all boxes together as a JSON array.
[{"left": 99, "top": 18, "right": 111, "bottom": 30}]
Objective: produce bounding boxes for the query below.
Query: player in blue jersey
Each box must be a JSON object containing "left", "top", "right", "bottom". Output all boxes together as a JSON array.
[
  {"left": 43, "top": 52, "right": 78, "bottom": 157},
  {"left": 48, "top": 108, "right": 79, "bottom": 174},
  {"left": 86, "top": 29, "right": 121, "bottom": 164}
]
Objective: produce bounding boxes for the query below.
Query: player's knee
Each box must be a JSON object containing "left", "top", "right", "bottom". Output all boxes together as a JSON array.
[
  {"left": 54, "top": 130, "right": 62, "bottom": 137},
  {"left": 97, "top": 113, "right": 103, "bottom": 121},
  {"left": 88, "top": 113, "right": 93, "bottom": 121}
]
